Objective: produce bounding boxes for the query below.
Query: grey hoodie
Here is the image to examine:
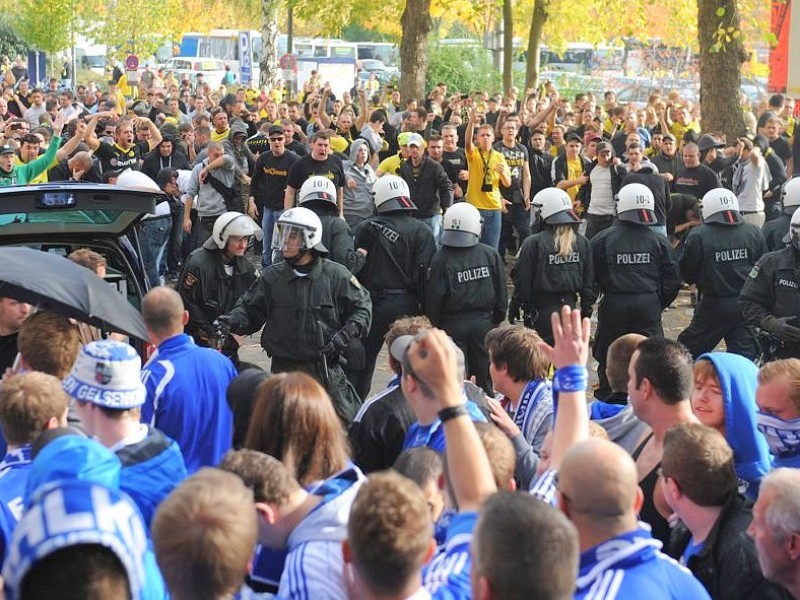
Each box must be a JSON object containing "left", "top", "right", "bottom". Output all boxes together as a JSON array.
[{"left": 343, "top": 138, "right": 377, "bottom": 229}]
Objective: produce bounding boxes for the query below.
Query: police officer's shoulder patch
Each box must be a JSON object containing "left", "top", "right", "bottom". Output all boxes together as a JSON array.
[
  {"left": 349, "top": 275, "right": 362, "bottom": 290},
  {"left": 183, "top": 273, "right": 198, "bottom": 289},
  {"left": 748, "top": 264, "right": 760, "bottom": 279}
]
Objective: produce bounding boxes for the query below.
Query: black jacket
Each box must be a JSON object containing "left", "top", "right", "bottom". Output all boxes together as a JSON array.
[
  {"left": 551, "top": 154, "right": 592, "bottom": 188},
  {"left": 763, "top": 212, "right": 791, "bottom": 252},
  {"left": 590, "top": 221, "right": 681, "bottom": 307},
  {"left": 426, "top": 243, "right": 507, "bottom": 326},
  {"left": 622, "top": 167, "right": 672, "bottom": 226},
  {"left": 398, "top": 155, "right": 453, "bottom": 217},
  {"left": 680, "top": 222, "right": 767, "bottom": 297},
  {"left": 141, "top": 148, "right": 191, "bottom": 182},
  {"left": 511, "top": 227, "right": 596, "bottom": 314},
  {"left": 667, "top": 493, "right": 792, "bottom": 600},
  {"left": 318, "top": 213, "right": 366, "bottom": 275},
  {"left": 179, "top": 245, "right": 257, "bottom": 344},
  {"left": 225, "top": 256, "right": 372, "bottom": 362}
]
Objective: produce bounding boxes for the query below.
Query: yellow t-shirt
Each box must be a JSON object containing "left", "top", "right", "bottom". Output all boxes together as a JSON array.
[
  {"left": 466, "top": 146, "right": 508, "bottom": 211},
  {"left": 211, "top": 128, "right": 230, "bottom": 142},
  {"left": 565, "top": 156, "right": 584, "bottom": 203},
  {"left": 377, "top": 153, "right": 403, "bottom": 175},
  {"left": 670, "top": 121, "right": 701, "bottom": 145}
]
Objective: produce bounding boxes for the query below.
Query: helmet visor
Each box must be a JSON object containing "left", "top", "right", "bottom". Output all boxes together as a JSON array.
[{"left": 272, "top": 223, "right": 310, "bottom": 251}]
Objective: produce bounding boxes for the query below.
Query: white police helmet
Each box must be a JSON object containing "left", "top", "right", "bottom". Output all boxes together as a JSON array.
[
  {"left": 617, "top": 183, "right": 656, "bottom": 224},
  {"left": 116, "top": 169, "right": 160, "bottom": 192},
  {"left": 701, "top": 188, "right": 742, "bottom": 225},
  {"left": 372, "top": 175, "right": 417, "bottom": 213},
  {"left": 205, "top": 211, "right": 264, "bottom": 250},
  {"left": 785, "top": 206, "right": 800, "bottom": 251},
  {"left": 441, "top": 203, "right": 482, "bottom": 247},
  {"left": 784, "top": 178, "right": 800, "bottom": 211},
  {"left": 272, "top": 206, "right": 327, "bottom": 253},
  {"left": 534, "top": 187, "right": 581, "bottom": 225},
  {"left": 298, "top": 176, "right": 337, "bottom": 208}
]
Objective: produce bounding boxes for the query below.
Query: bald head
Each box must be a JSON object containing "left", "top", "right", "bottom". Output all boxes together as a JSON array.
[
  {"left": 559, "top": 439, "right": 639, "bottom": 530},
  {"left": 68, "top": 150, "right": 93, "bottom": 171},
  {"left": 142, "top": 286, "right": 185, "bottom": 337}
]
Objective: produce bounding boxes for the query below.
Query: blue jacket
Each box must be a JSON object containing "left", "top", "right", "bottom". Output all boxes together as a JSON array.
[
  {"left": 699, "top": 353, "right": 771, "bottom": 499},
  {"left": 423, "top": 511, "right": 476, "bottom": 600},
  {"left": 403, "top": 397, "right": 487, "bottom": 453},
  {"left": 575, "top": 527, "right": 711, "bottom": 599},
  {"left": 0, "top": 447, "right": 31, "bottom": 567},
  {"left": 19, "top": 435, "right": 167, "bottom": 600},
  {"left": 116, "top": 426, "right": 188, "bottom": 529},
  {"left": 142, "top": 334, "right": 236, "bottom": 472}
]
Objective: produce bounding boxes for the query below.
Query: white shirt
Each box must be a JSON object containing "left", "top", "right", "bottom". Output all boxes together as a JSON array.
[{"left": 588, "top": 165, "right": 615, "bottom": 216}]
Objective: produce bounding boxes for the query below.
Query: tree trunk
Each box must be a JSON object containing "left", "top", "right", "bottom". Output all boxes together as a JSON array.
[
  {"left": 260, "top": 0, "right": 280, "bottom": 89},
  {"left": 502, "top": 0, "right": 513, "bottom": 94},
  {"left": 400, "top": 0, "right": 432, "bottom": 103},
  {"left": 697, "top": 0, "right": 747, "bottom": 138},
  {"left": 525, "top": 0, "right": 548, "bottom": 92}
]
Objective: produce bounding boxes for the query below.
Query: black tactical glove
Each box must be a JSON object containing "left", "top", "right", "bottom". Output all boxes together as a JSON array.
[
  {"left": 212, "top": 316, "right": 232, "bottom": 338},
  {"left": 322, "top": 322, "right": 359, "bottom": 359},
  {"left": 508, "top": 301, "right": 521, "bottom": 324},
  {"left": 761, "top": 315, "right": 800, "bottom": 345}
]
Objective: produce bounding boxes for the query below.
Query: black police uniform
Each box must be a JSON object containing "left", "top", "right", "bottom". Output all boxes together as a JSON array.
[
  {"left": 590, "top": 221, "right": 681, "bottom": 397},
  {"left": 763, "top": 213, "right": 791, "bottom": 252},
  {"left": 351, "top": 213, "right": 436, "bottom": 398},
  {"left": 223, "top": 255, "right": 372, "bottom": 424},
  {"left": 677, "top": 220, "right": 766, "bottom": 358},
  {"left": 317, "top": 213, "right": 366, "bottom": 275},
  {"left": 179, "top": 244, "right": 257, "bottom": 364},
  {"left": 740, "top": 246, "right": 800, "bottom": 359},
  {"left": 426, "top": 243, "right": 507, "bottom": 393},
  {"left": 510, "top": 227, "right": 596, "bottom": 344}
]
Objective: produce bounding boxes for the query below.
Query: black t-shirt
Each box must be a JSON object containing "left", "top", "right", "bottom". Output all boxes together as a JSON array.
[
  {"left": 286, "top": 139, "right": 308, "bottom": 156},
  {"left": 494, "top": 141, "right": 528, "bottom": 202},
  {"left": 286, "top": 155, "right": 345, "bottom": 197},
  {"left": 673, "top": 164, "right": 720, "bottom": 200},
  {"left": 251, "top": 150, "right": 300, "bottom": 210},
  {"left": 0, "top": 332, "right": 19, "bottom": 373},
  {"left": 95, "top": 140, "right": 144, "bottom": 173},
  {"left": 770, "top": 136, "right": 792, "bottom": 165},
  {"left": 443, "top": 147, "right": 468, "bottom": 195}
]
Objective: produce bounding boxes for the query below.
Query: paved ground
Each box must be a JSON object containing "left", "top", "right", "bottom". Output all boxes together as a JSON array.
[{"left": 237, "top": 252, "right": 700, "bottom": 398}]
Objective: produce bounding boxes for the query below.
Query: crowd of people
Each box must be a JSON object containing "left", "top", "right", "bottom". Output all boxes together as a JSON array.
[{"left": 1, "top": 53, "right": 800, "bottom": 599}]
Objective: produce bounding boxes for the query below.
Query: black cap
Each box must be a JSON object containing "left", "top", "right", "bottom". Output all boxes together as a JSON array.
[
  {"left": 0, "top": 144, "right": 15, "bottom": 155},
  {"left": 268, "top": 125, "right": 284, "bottom": 136},
  {"left": 565, "top": 132, "right": 582, "bottom": 143},
  {"left": 698, "top": 134, "right": 724, "bottom": 153}
]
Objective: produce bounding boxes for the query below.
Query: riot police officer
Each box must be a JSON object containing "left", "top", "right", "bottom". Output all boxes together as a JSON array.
[
  {"left": 677, "top": 188, "right": 766, "bottom": 359},
  {"left": 219, "top": 207, "right": 372, "bottom": 424},
  {"left": 350, "top": 175, "right": 436, "bottom": 398},
  {"left": 297, "top": 176, "right": 365, "bottom": 274},
  {"left": 426, "top": 202, "right": 507, "bottom": 393},
  {"left": 510, "top": 187, "right": 595, "bottom": 345},
  {"left": 740, "top": 207, "right": 800, "bottom": 359},
  {"left": 590, "top": 183, "right": 681, "bottom": 397},
  {"left": 179, "top": 211, "right": 262, "bottom": 366},
  {"left": 763, "top": 178, "right": 800, "bottom": 252}
]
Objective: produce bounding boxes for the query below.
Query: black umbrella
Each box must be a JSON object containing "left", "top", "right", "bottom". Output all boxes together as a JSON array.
[{"left": 0, "top": 247, "right": 149, "bottom": 341}]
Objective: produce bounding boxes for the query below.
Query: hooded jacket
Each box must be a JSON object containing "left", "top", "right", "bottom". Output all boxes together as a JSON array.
[
  {"left": 140, "top": 139, "right": 191, "bottom": 181},
  {"left": 222, "top": 119, "right": 255, "bottom": 176},
  {"left": 277, "top": 467, "right": 365, "bottom": 599},
  {"left": 342, "top": 138, "right": 377, "bottom": 228},
  {"left": 19, "top": 435, "right": 167, "bottom": 600},
  {"left": 697, "top": 353, "right": 771, "bottom": 499},
  {"left": 590, "top": 401, "right": 650, "bottom": 455}
]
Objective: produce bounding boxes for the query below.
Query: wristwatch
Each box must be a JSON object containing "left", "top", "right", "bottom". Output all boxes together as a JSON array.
[{"left": 438, "top": 404, "right": 469, "bottom": 423}]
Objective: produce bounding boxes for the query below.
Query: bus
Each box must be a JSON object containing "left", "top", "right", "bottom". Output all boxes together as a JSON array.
[
  {"left": 356, "top": 42, "right": 399, "bottom": 67},
  {"left": 291, "top": 38, "right": 358, "bottom": 60}
]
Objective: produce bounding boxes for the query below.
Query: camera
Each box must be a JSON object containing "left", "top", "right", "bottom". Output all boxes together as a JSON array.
[{"left": 481, "top": 182, "right": 493, "bottom": 192}]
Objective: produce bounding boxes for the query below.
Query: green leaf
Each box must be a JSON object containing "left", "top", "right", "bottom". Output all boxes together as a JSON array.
[{"left": 716, "top": 6, "right": 725, "bottom": 16}]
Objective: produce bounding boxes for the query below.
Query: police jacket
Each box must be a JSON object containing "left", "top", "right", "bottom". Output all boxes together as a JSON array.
[
  {"left": 179, "top": 245, "right": 258, "bottom": 343},
  {"left": 425, "top": 243, "right": 507, "bottom": 325},
  {"left": 353, "top": 212, "right": 436, "bottom": 298},
  {"left": 398, "top": 155, "right": 454, "bottom": 217},
  {"left": 666, "top": 493, "right": 792, "bottom": 600},
  {"left": 740, "top": 246, "right": 800, "bottom": 330},
  {"left": 225, "top": 256, "right": 372, "bottom": 362},
  {"left": 575, "top": 160, "right": 626, "bottom": 210},
  {"left": 590, "top": 221, "right": 681, "bottom": 307},
  {"left": 511, "top": 227, "right": 596, "bottom": 313},
  {"left": 763, "top": 213, "right": 790, "bottom": 252},
  {"left": 680, "top": 222, "right": 766, "bottom": 297},
  {"left": 319, "top": 213, "right": 366, "bottom": 275}
]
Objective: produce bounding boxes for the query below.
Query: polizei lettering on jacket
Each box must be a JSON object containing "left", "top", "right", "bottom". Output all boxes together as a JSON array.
[
  {"left": 549, "top": 252, "right": 581, "bottom": 265},
  {"left": 714, "top": 248, "right": 748, "bottom": 262},
  {"left": 616, "top": 253, "right": 651, "bottom": 265},
  {"left": 457, "top": 266, "right": 491, "bottom": 283},
  {"left": 369, "top": 221, "right": 400, "bottom": 243}
]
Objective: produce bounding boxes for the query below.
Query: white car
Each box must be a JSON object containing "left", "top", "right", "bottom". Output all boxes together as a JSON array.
[{"left": 163, "top": 57, "right": 229, "bottom": 88}]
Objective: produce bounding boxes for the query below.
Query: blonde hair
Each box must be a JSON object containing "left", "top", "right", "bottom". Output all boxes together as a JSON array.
[{"left": 553, "top": 224, "right": 576, "bottom": 258}]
